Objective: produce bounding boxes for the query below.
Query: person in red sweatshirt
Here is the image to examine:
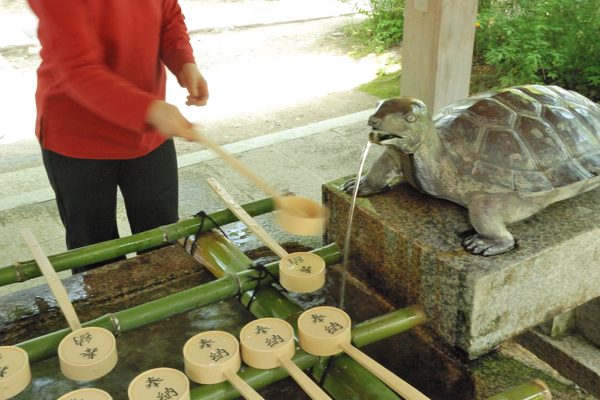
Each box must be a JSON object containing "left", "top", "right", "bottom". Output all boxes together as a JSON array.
[{"left": 28, "top": 0, "right": 209, "bottom": 273}]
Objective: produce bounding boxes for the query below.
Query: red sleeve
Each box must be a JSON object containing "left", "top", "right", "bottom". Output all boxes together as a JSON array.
[
  {"left": 28, "top": 0, "right": 159, "bottom": 133},
  {"left": 160, "top": 0, "right": 197, "bottom": 78}
]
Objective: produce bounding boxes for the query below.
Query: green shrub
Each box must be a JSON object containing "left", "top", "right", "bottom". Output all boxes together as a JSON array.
[
  {"left": 475, "top": 0, "right": 600, "bottom": 100},
  {"left": 346, "top": 0, "right": 405, "bottom": 51}
]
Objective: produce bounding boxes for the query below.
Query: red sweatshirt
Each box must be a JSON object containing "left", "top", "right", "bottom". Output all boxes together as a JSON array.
[{"left": 28, "top": 0, "right": 196, "bottom": 159}]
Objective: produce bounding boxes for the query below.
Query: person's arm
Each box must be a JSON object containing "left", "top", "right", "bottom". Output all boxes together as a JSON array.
[
  {"left": 160, "top": 0, "right": 209, "bottom": 106},
  {"left": 28, "top": 0, "right": 158, "bottom": 133},
  {"left": 179, "top": 63, "right": 209, "bottom": 106}
]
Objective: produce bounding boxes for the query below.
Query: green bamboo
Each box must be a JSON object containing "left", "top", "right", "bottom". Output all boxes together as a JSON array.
[
  {"left": 0, "top": 197, "right": 276, "bottom": 286},
  {"left": 241, "top": 287, "right": 303, "bottom": 321},
  {"left": 486, "top": 379, "right": 552, "bottom": 400},
  {"left": 189, "top": 304, "right": 427, "bottom": 400},
  {"left": 351, "top": 305, "right": 426, "bottom": 348},
  {"left": 190, "top": 348, "right": 320, "bottom": 400},
  {"left": 318, "top": 355, "right": 405, "bottom": 400},
  {"left": 190, "top": 230, "right": 421, "bottom": 400},
  {"left": 15, "top": 244, "right": 341, "bottom": 363}
]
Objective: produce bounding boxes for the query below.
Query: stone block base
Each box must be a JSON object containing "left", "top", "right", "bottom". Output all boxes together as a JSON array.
[{"left": 323, "top": 178, "right": 600, "bottom": 358}]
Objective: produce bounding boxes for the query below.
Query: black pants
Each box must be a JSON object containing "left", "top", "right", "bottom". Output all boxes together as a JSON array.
[{"left": 42, "top": 140, "right": 179, "bottom": 273}]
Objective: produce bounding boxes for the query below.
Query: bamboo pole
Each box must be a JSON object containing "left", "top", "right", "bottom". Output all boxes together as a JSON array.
[
  {"left": 190, "top": 351, "right": 319, "bottom": 400},
  {"left": 351, "top": 305, "right": 426, "bottom": 348},
  {"left": 15, "top": 244, "right": 341, "bottom": 363},
  {"left": 485, "top": 379, "right": 552, "bottom": 400},
  {"left": 0, "top": 197, "right": 276, "bottom": 287}
]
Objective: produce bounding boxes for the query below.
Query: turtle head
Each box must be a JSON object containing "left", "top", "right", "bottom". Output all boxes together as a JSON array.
[{"left": 368, "top": 98, "right": 434, "bottom": 154}]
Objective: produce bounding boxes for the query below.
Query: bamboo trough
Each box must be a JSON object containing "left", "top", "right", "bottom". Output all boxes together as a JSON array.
[{"left": 1, "top": 197, "right": 551, "bottom": 400}]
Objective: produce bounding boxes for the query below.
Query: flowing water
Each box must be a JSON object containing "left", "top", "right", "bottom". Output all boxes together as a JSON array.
[{"left": 339, "top": 141, "right": 371, "bottom": 310}]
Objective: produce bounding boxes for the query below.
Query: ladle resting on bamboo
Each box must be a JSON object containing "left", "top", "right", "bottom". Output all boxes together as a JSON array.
[
  {"left": 20, "top": 228, "right": 118, "bottom": 382},
  {"left": 207, "top": 178, "right": 326, "bottom": 293}
]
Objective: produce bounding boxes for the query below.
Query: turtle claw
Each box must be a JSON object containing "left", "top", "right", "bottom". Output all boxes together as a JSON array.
[
  {"left": 341, "top": 176, "right": 388, "bottom": 196},
  {"left": 341, "top": 178, "right": 357, "bottom": 194},
  {"left": 462, "top": 234, "right": 514, "bottom": 257}
]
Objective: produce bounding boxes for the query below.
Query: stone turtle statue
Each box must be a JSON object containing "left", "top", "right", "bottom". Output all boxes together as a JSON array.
[{"left": 343, "top": 85, "right": 600, "bottom": 256}]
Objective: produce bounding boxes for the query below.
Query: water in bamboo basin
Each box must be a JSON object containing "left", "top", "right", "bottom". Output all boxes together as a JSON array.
[{"left": 9, "top": 266, "right": 414, "bottom": 400}]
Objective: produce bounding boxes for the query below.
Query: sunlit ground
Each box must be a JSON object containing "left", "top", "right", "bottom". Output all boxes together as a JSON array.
[
  {"left": 0, "top": 21, "right": 391, "bottom": 145},
  {"left": 171, "top": 52, "right": 386, "bottom": 124}
]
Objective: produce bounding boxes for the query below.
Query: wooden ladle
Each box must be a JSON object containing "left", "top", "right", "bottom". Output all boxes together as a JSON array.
[
  {"left": 207, "top": 178, "right": 326, "bottom": 293},
  {"left": 183, "top": 331, "right": 265, "bottom": 400},
  {"left": 297, "top": 306, "right": 430, "bottom": 400},
  {"left": 20, "top": 229, "right": 118, "bottom": 382},
  {"left": 240, "top": 318, "right": 332, "bottom": 400},
  {"left": 189, "top": 129, "right": 325, "bottom": 236}
]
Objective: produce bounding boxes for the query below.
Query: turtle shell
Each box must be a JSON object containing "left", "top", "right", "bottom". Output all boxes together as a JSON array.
[{"left": 433, "top": 85, "right": 600, "bottom": 192}]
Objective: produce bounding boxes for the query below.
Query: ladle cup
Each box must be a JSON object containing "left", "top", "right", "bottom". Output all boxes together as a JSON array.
[
  {"left": 297, "top": 306, "right": 431, "bottom": 400},
  {"left": 207, "top": 178, "right": 326, "bottom": 293},
  {"left": 190, "top": 129, "right": 325, "bottom": 236},
  {"left": 128, "top": 368, "right": 190, "bottom": 400},
  {"left": 57, "top": 388, "right": 113, "bottom": 400},
  {"left": 0, "top": 346, "right": 31, "bottom": 400},
  {"left": 184, "top": 331, "right": 264, "bottom": 400},
  {"left": 20, "top": 229, "right": 118, "bottom": 382},
  {"left": 240, "top": 318, "right": 332, "bottom": 400}
]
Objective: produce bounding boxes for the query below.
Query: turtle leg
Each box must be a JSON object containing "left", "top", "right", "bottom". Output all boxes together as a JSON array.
[
  {"left": 462, "top": 193, "right": 542, "bottom": 256},
  {"left": 341, "top": 147, "right": 404, "bottom": 195}
]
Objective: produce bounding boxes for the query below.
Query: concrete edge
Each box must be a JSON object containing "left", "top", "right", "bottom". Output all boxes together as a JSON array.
[{"left": 516, "top": 329, "right": 600, "bottom": 398}]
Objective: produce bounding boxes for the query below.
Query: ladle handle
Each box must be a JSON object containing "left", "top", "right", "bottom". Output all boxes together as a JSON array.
[
  {"left": 206, "top": 178, "right": 289, "bottom": 258},
  {"left": 339, "top": 342, "right": 430, "bottom": 400},
  {"left": 279, "top": 356, "right": 332, "bottom": 400},
  {"left": 223, "top": 368, "right": 266, "bottom": 400},
  {"left": 20, "top": 228, "right": 82, "bottom": 332},
  {"left": 188, "top": 129, "right": 281, "bottom": 200}
]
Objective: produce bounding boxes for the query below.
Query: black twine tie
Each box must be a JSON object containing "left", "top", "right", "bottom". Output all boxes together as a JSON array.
[
  {"left": 184, "top": 211, "right": 229, "bottom": 254},
  {"left": 243, "top": 263, "right": 288, "bottom": 310}
]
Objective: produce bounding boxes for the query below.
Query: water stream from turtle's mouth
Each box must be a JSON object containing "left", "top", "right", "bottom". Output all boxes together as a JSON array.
[{"left": 339, "top": 140, "right": 372, "bottom": 310}]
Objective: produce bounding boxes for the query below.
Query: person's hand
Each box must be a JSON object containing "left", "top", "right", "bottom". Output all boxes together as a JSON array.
[
  {"left": 178, "top": 63, "right": 209, "bottom": 106},
  {"left": 145, "top": 100, "right": 197, "bottom": 141}
]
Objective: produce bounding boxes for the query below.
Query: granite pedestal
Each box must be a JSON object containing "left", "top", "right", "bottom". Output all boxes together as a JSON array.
[{"left": 323, "top": 178, "right": 600, "bottom": 358}]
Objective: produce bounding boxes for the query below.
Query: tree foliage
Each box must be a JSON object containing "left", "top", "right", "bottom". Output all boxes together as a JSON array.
[
  {"left": 347, "top": 0, "right": 405, "bottom": 51},
  {"left": 475, "top": 0, "right": 600, "bottom": 100},
  {"left": 343, "top": 0, "right": 600, "bottom": 100}
]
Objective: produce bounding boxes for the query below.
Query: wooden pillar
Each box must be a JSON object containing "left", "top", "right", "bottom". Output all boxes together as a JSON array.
[{"left": 401, "top": 0, "right": 478, "bottom": 112}]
